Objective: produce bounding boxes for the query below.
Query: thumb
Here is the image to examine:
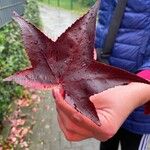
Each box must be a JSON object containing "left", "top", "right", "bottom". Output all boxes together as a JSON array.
[{"left": 89, "top": 93, "right": 104, "bottom": 108}]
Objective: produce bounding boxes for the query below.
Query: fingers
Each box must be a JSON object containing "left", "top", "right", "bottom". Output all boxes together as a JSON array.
[
  {"left": 53, "top": 88, "right": 94, "bottom": 136},
  {"left": 57, "top": 114, "right": 92, "bottom": 141},
  {"left": 57, "top": 108, "right": 93, "bottom": 136},
  {"left": 52, "top": 88, "right": 92, "bottom": 140},
  {"left": 57, "top": 118, "right": 89, "bottom": 141}
]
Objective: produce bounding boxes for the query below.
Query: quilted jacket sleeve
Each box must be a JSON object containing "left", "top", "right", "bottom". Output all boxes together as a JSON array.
[{"left": 137, "top": 70, "right": 150, "bottom": 114}]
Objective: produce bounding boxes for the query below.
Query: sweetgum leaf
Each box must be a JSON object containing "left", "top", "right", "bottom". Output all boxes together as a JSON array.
[{"left": 4, "top": 1, "right": 150, "bottom": 125}]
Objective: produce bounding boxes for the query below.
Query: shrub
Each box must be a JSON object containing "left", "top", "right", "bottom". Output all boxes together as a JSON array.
[
  {"left": 77, "top": 0, "right": 96, "bottom": 6},
  {"left": 0, "top": 0, "right": 41, "bottom": 122}
]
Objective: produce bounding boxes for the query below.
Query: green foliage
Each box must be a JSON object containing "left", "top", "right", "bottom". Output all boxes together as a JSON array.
[
  {"left": 79, "top": 0, "right": 96, "bottom": 6},
  {"left": 38, "top": 0, "right": 89, "bottom": 13},
  {"left": 25, "top": 0, "right": 42, "bottom": 28},
  {"left": 38, "top": 0, "right": 96, "bottom": 15},
  {"left": 0, "top": 0, "right": 41, "bottom": 122}
]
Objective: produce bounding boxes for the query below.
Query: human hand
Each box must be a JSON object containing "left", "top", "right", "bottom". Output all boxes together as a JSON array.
[
  {"left": 52, "top": 87, "right": 115, "bottom": 141},
  {"left": 52, "top": 83, "right": 150, "bottom": 141}
]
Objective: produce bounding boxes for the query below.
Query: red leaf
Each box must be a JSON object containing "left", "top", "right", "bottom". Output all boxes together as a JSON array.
[{"left": 4, "top": 2, "right": 150, "bottom": 125}]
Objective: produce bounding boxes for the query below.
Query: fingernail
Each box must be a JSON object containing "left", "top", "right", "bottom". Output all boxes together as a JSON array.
[
  {"left": 89, "top": 95, "right": 96, "bottom": 102},
  {"left": 73, "top": 113, "right": 82, "bottom": 122}
]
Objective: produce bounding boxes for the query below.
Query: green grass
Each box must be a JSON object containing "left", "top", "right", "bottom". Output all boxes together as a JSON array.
[{"left": 39, "top": 0, "right": 89, "bottom": 15}]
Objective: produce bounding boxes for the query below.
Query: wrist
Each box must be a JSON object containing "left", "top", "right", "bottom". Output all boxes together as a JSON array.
[{"left": 128, "top": 82, "right": 150, "bottom": 108}]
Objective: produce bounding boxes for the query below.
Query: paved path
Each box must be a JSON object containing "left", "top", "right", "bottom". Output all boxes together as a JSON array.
[
  {"left": 28, "top": 4, "right": 99, "bottom": 150},
  {"left": 28, "top": 91, "right": 99, "bottom": 150},
  {"left": 39, "top": 4, "right": 78, "bottom": 41}
]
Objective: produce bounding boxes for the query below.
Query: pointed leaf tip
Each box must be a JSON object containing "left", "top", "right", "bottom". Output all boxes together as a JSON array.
[
  {"left": 3, "top": 77, "right": 11, "bottom": 82},
  {"left": 12, "top": 11, "right": 20, "bottom": 19}
]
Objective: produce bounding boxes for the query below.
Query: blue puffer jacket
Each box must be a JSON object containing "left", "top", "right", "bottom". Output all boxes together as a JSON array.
[{"left": 95, "top": 0, "right": 150, "bottom": 134}]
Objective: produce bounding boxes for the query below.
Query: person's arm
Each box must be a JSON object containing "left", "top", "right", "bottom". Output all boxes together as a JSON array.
[
  {"left": 52, "top": 82, "right": 150, "bottom": 142},
  {"left": 137, "top": 70, "right": 150, "bottom": 114}
]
